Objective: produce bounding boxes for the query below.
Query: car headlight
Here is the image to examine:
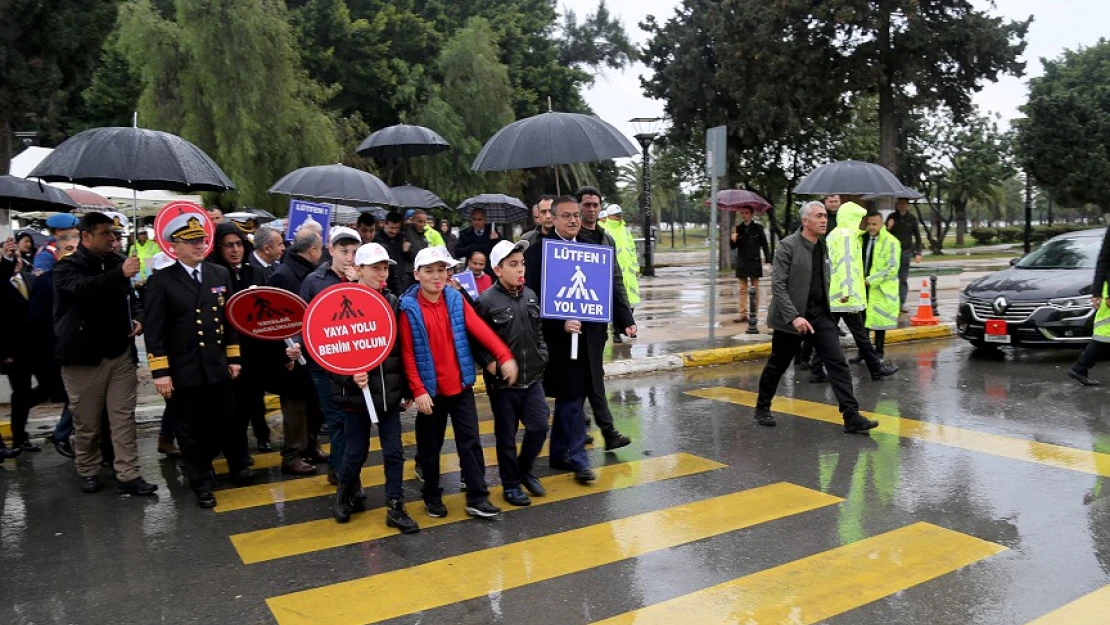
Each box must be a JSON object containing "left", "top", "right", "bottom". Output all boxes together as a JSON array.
[{"left": 1048, "top": 296, "right": 1092, "bottom": 310}]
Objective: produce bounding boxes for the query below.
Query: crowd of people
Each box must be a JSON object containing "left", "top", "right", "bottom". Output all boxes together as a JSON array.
[{"left": 0, "top": 186, "right": 640, "bottom": 535}]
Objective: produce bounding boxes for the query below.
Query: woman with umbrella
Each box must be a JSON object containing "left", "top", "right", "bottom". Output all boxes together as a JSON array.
[{"left": 723, "top": 194, "right": 771, "bottom": 324}]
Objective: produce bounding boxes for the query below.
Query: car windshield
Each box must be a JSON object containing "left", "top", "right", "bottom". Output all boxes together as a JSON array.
[{"left": 1016, "top": 236, "right": 1101, "bottom": 269}]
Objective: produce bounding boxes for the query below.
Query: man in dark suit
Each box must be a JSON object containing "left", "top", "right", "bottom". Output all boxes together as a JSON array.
[
  {"left": 248, "top": 225, "right": 284, "bottom": 282},
  {"left": 0, "top": 243, "right": 43, "bottom": 457},
  {"left": 456, "top": 207, "right": 500, "bottom": 274},
  {"left": 144, "top": 212, "right": 250, "bottom": 508}
]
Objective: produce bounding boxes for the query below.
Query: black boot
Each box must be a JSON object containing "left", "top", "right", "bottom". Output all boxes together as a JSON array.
[
  {"left": 332, "top": 484, "right": 355, "bottom": 524},
  {"left": 386, "top": 499, "right": 420, "bottom": 534}
]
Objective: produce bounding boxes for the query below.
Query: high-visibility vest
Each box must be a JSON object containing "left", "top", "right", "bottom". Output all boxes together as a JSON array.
[
  {"left": 1095, "top": 284, "right": 1110, "bottom": 343},
  {"left": 602, "top": 220, "right": 641, "bottom": 307},
  {"left": 424, "top": 225, "right": 445, "bottom": 249},
  {"left": 862, "top": 228, "right": 902, "bottom": 330},
  {"left": 827, "top": 202, "right": 868, "bottom": 313},
  {"left": 129, "top": 239, "right": 158, "bottom": 278}
]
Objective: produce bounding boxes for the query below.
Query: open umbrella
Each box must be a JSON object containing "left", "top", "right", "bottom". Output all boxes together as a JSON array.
[
  {"left": 64, "top": 188, "right": 114, "bottom": 210},
  {"left": 458, "top": 194, "right": 529, "bottom": 222},
  {"left": 268, "top": 164, "right": 397, "bottom": 207},
  {"left": 244, "top": 207, "right": 277, "bottom": 220},
  {"left": 0, "top": 175, "right": 78, "bottom": 212},
  {"left": 706, "top": 189, "right": 771, "bottom": 214},
  {"left": 389, "top": 184, "right": 447, "bottom": 210},
  {"left": 793, "top": 160, "right": 906, "bottom": 196},
  {"left": 356, "top": 125, "right": 450, "bottom": 159},
  {"left": 862, "top": 184, "right": 925, "bottom": 200}
]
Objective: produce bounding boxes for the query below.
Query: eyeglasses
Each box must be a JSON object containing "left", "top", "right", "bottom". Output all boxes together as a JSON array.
[{"left": 220, "top": 241, "right": 245, "bottom": 249}]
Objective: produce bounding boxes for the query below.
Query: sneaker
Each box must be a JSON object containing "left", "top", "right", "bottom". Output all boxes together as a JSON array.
[
  {"left": 503, "top": 487, "right": 531, "bottom": 507},
  {"left": 753, "top": 409, "right": 776, "bottom": 427},
  {"left": 386, "top": 499, "right": 420, "bottom": 534},
  {"left": 521, "top": 474, "right": 546, "bottom": 497},
  {"left": 257, "top": 441, "right": 275, "bottom": 453},
  {"left": 116, "top": 477, "right": 158, "bottom": 496},
  {"left": 196, "top": 491, "right": 217, "bottom": 509},
  {"left": 871, "top": 362, "right": 899, "bottom": 381},
  {"left": 459, "top": 475, "right": 466, "bottom": 491},
  {"left": 573, "top": 468, "right": 597, "bottom": 484},
  {"left": 424, "top": 498, "right": 448, "bottom": 518},
  {"left": 1069, "top": 365, "right": 1100, "bottom": 386},
  {"left": 157, "top": 435, "right": 180, "bottom": 457},
  {"left": 465, "top": 500, "right": 503, "bottom": 518},
  {"left": 603, "top": 431, "right": 632, "bottom": 451},
  {"left": 843, "top": 414, "right": 879, "bottom": 435},
  {"left": 414, "top": 462, "right": 424, "bottom": 483}
]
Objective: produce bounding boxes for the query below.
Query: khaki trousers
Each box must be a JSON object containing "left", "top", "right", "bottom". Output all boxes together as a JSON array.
[{"left": 62, "top": 351, "right": 140, "bottom": 481}]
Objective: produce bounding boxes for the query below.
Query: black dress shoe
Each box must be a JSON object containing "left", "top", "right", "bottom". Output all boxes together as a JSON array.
[
  {"left": 753, "top": 409, "right": 776, "bottom": 427},
  {"left": 79, "top": 476, "right": 100, "bottom": 493},
  {"left": 573, "top": 468, "right": 597, "bottom": 484},
  {"left": 521, "top": 474, "right": 546, "bottom": 497},
  {"left": 257, "top": 441, "right": 275, "bottom": 453},
  {"left": 229, "top": 468, "right": 256, "bottom": 486},
  {"left": 843, "top": 414, "right": 879, "bottom": 435},
  {"left": 809, "top": 371, "right": 828, "bottom": 383},
  {"left": 584, "top": 434, "right": 595, "bottom": 445},
  {"left": 502, "top": 487, "right": 532, "bottom": 507},
  {"left": 613, "top": 333, "right": 624, "bottom": 344},
  {"left": 197, "top": 491, "right": 217, "bottom": 508},
  {"left": 16, "top": 440, "right": 41, "bottom": 453},
  {"left": 0, "top": 445, "right": 22, "bottom": 461},
  {"left": 848, "top": 354, "right": 865, "bottom": 364},
  {"left": 53, "top": 436, "right": 75, "bottom": 459},
  {"left": 117, "top": 477, "right": 158, "bottom": 496},
  {"left": 549, "top": 457, "right": 575, "bottom": 471},
  {"left": 871, "top": 362, "right": 899, "bottom": 381},
  {"left": 326, "top": 469, "right": 339, "bottom": 486},
  {"left": 244, "top": 455, "right": 255, "bottom": 467},
  {"left": 1069, "top": 366, "right": 1100, "bottom": 386},
  {"left": 603, "top": 431, "right": 632, "bottom": 451}
]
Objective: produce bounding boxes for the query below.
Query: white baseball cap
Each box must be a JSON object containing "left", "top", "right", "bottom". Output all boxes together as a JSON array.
[
  {"left": 489, "top": 239, "right": 529, "bottom": 268},
  {"left": 150, "top": 252, "right": 176, "bottom": 272},
  {"left": 606, "top": 204, "right": 623, "bottom": 216},
  {"left": 599, "top": 209, "right": 609, "bottom": 219},
  {"left": 354, "top": 242, "right": 395, "bottom": 266},
  {"left": 329, "top": 226, "right": 360, "bottom": 246},
  {"left": 413, "top": 245, "right": 461, "bottom": 270}
]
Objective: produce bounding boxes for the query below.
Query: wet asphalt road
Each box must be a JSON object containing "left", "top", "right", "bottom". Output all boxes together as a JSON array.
[{"left": 2, "top": 337, "right": 1109, "bottom": 624}]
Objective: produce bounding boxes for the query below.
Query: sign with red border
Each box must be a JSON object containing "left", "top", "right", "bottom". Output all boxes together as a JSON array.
[
  {"left": 225, "top": 287, "right": 308, "bottom": 340},
  {"left": 154, "top": 201, "right": 214, "bottom": 259},
  {"left": 302, "top": 283, "right": 396, "bottom": 375}
]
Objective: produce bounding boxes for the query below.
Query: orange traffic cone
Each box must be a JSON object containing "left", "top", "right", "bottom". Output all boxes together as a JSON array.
[{"left": 910, "top": 277, "right": 939, "bottom": 326}]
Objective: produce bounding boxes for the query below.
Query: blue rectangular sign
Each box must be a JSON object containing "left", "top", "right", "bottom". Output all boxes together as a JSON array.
[
  {"left": 540, "top": 239, "right": 613, "bottom": 323},
  {"left": 285, "top": 199, "right": 332, "bottom": 240},
  {"left": 454, "top": 271, "right": 479, "bottom": 300}
]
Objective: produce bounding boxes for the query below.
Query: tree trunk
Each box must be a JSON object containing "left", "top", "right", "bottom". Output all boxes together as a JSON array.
[
  {"left": 0, "top": 109, "right": 11, "bottom": 176},
  {"left": 877, "top": 9, "right": 898, "bottom": 178},
  {"left": 953, "top": 198, "right": 967, "bottom": 246}
]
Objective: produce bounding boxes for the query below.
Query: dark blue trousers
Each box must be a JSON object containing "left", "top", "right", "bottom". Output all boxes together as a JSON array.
[
  {"left": 551, "top": 396, "right": 590, "bottom": 471},
  {"left": 341, "top": 405, "right": 404, "bottom": 501},
  {"left": 489, "top": 382, "right": 550, "bottom": 489}
]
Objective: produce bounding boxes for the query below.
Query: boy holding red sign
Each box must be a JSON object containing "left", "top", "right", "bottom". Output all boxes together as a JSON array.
[{"left": 398, "top": 246, "right": 518, "bottom": 519}]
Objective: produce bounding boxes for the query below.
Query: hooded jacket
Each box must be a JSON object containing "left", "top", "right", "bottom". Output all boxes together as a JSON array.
[{"left": 826, "top": 201, "right": 868, "bottom": 313}]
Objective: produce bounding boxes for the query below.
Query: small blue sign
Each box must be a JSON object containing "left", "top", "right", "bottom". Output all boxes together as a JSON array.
[
  {"left": 454, "top": 271, "right": 479, "bottom": 300},
  {"left": 285, "top": 199, "right": 332, "bottom": 240},
  {"left": 540, "top": 239, "right": 613, "bottom": 323}
]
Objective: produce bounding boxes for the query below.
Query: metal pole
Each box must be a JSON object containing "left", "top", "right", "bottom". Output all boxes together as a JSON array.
[
  {"left": 930, "top": 274, "right": 939, "bottom": 317},
  {"left": 709, "top": 176, "right": 719, "bottom": 342},
  {"left": 639, "top": 137, "right": 655, "bottom": 276},
  {"left": 1024, "top": 173, "right": 1033, "bottom": 254},
  {"left": 746, "top": 286, "right": 759, "bottom": 334}
]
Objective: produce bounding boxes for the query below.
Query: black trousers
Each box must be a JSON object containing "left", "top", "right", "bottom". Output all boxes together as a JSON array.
[
  {"left": 758, "top": 314, "right": 860, "bottom": 419},
  {"left": 232, "top": 374, "right": 269, "bottom": 449},
  {"left": 4, "top": 360, "right": 50, "bottom": 445},
  {"left": 489, "top": 382, "right": 550, "bottom": 489},
  {"left": 415, "top": 388, "right": 489, "bottom": 505},
  {"left": 1075, "top": 340, "right": 1110, "bottom": 374},
  {"left": 810, "top": 312, "right": 883, "bottom": 375},
  {"left": 587, "top": 388, "right": 617, "bottom": 436},
  {"left": 169, "top": 382, "right": 245, "bottom": 493}
]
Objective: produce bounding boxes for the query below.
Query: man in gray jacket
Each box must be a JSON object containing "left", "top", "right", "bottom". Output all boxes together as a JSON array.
[{"left": 754, "top": 201, "right": 878, "bottom": 435}]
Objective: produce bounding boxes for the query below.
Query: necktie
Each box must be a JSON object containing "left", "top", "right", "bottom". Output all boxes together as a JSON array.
[{"left": 193, "top": 269, "right": 202, "bottom": 284}]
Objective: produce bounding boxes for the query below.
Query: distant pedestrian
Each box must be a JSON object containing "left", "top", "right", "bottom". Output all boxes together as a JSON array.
[
  {"left": 356, "top": 212, "right": 378, "bottom": 245},
  {"left": 886, "top": 198, "right": 924, "bottom": 309},
  {"left": 456, "top": 207, "right": 500, "bottom": 273},
  {"left": 33, "top": 214, "right": 79, "bottom": 275},
  {"left": 374, "top": 212, "right": 409, "bottom": 294},
  {"left": 728, "top": 206, "right": 770, "bottom": 324},
  {"left": 0, "top": 243, "right": 43, "bottom": 457},
  {"left": 437, "top": 219, "right": 457, "bottom": 256},
  {"left": 1069, "top": 224, "right": 1110, "bottom": 386},
  {"left": 601, "top": 205, "right": 641, "bottom": 342}
]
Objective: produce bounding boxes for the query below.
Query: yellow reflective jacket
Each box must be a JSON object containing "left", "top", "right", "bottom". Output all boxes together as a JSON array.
[
  {"left": 827, "top": 202, "right": 868, "bottom": 313},
  {"left": 862, "top": 227, "right": 901, "bottom": 330},
  {"left": 602, "top": 220, "right": 641, "bottom": 307}
]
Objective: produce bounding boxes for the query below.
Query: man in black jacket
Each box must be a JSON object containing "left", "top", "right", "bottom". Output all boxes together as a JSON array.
[
  {"left": 268, "top": 229, "right": 325, "bottom": 474},
  {"left": 474, "top": 240, "right": 550, "bottom": 506},
  {"left": 456, "top": 208, "right": 500, "bottom": 272},
  {"left": 886, "top": 198, "right": 924, "bottom": 309},
  {"left": 374, "top": 212, "right": 408, "bottom": 295},
  {"left": 0, "top": 244, "right": 44, "bottom": 457},
  {"left": 54, "top": 212, "right": 156, "bottom": 495},
  {"left": 248, "top": 225, "right": 284, "bottom": 282}
]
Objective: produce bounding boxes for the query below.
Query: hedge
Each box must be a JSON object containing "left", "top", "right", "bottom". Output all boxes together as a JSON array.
[{"left": 968, "top": 224, "right": 1094, "bottom": 246}]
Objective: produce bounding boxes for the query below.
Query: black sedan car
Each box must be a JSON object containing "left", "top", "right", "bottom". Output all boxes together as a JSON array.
[{"left": 957, "top": 228, "right": 1103, "bottom": 348}]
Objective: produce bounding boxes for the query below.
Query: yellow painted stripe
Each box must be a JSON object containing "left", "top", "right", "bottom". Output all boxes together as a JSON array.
[
  {"left": 0, "top": 421, "right": 9, "bottom": 439},
  {"left": 213, "top": 420, "right": 497, "bottom": 475},
  {"left": 591, "top": 522, "right": 1004, "bottom": 624},
  {"left": 266, "top": 483, "right": 842, "bottom": 625},
  {"left": 1025, "top": 585, "right": 1110, "bottom": 624},
  {"left": 688, "top": 387, "right": 1110, "bottom": 477},
  {"left": 214, "top": 444, "right": 549, "bottom": 513},
  {"left": 233, "top": 452, "right": 725, "bottom": 564}
]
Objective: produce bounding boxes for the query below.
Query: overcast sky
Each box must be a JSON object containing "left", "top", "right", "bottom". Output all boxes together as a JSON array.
[{"left": 562, "top": 0, "right": 1108, "bottom": 147}]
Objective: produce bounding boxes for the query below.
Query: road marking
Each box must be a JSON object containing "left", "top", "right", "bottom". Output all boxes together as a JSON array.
[
  {"left": 232, "top": 453, "right": 726, "bottom": 564},
  {"left": 213, "top": 420, "right": 497, "bottom": 475},
  {"left": 214, "top": 445, "right": 547, "bottom": 513},
  {"left": 265, "top": 483, "right": 842, "bottom": 625},
  {"left": 589, "top": 521, "right": 1004, "bottom": 624},
  {"left": 688, "top": 387, "right": 1110, "bottom": 477},
  {"left": 1024, "top": 585, "right": 1110, "bottom": 624}
]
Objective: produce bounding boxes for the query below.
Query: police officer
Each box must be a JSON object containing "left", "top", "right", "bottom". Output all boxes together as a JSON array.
[{"left": 144, "top": 212, "right": 251, "bottom": 509}]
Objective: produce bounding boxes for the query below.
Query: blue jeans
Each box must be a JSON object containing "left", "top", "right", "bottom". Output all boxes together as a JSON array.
[
  {"left": 53, "top": 405, "right": 74, "bottom": 441},
  {"left": 489, "top": 382, "right": 550, "bottom": 489},
  {"left": 341, "top": 405, "right": 404, "bottom": 502},
  {"left": 310, "top": 370, "right": 345, "bottom": 472},
  {"left": 551, "top": 397, "right": 590, "bottom": 471}
]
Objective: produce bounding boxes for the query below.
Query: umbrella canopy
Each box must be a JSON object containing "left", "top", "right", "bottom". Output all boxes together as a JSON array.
[
  {"left": 357, "top": 124, "right": 450, "bottom": 160},
  {"left": 64, "top": 188, "right": 114, "bottom": 209},
  {"left": 793, "top": 160, "right": 906, "bottom": 196},
  {"left": 28, "top": 127, "right": 235, "bottom": 192},
  {"left": 862, "top": 184, "right": 925, "bottom": 200},
  {"left": 707, "top": 189, "right": 771, "bottom": 214},
  {"left": 0, "top": 175, "right": 78, "bottom": 212},
  {"left": 389, "top": 184, "right": 447, "bottom": 210},
  {"left": 268, "top": 164, "right": 397, "bottom": 207},
  {"left": 457, "top": 194, "right": 529, "bottom": 222},
  {"left": 471, "top": 111, "right": 639, "bottom": 171},
  {"left": 244, "top": 207, "right": 277, "bottom": 220}
]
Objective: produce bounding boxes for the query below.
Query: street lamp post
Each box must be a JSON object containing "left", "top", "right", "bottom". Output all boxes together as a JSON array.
[{"left": 630, "top": 117, "right": 662, "bottom": 277}]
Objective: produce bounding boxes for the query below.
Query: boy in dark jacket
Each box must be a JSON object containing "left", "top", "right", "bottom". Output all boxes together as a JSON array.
[
  {"left": 399, "top": 246, "right": 518, "bottom": 520},
  {"left": 325, "top": 243, "right": 418, "bottom": 531},
  {"left": 474, "top": 240, "right": 550, "bottom": 506}
]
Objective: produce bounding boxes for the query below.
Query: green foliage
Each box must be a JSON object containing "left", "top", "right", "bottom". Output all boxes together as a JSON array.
[
  {"left": 1017, "top": 39, "right": 1110, "bottom": 211},
  {"left": 970, "top": 227, "right": 997, "bottom": 245}
]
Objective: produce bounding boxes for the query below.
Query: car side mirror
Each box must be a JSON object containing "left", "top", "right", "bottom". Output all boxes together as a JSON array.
[{"left": 1009, "top": 257, "right": 1019, "bottom": 266}]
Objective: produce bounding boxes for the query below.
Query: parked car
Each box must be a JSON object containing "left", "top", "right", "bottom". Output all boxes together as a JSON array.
[{"left": 956, "top": 228, "right": 1103, "bottom": 348}]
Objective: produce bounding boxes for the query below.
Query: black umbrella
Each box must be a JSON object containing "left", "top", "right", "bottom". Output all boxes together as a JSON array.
[
  {"left": 244, "top": 207, "right": 278, "bottom": 220},
  {"left": 389, "top": 185, "right": 447, "bottom": 210},
  {"left": 268, "top": 164, "right": 397, "bottom": 207},
  {"left": 27, "top": 127, "right": 235, "bottom": 192},
  {"left": 471, "top": 111, "right": 639, "bottom": 172},
  {"left": 0, "top": 175, "right": 78, "bottom": 212},
  {"left": 356, "top": 125, "right": 450, "bottom": 160},
  {"left": 458, "top": 194, "right": 529, "bottom": 222},
  {"left": 793, "top": 160, "right": 906, "bottom": 196},
  {"left": 862, "top": 184, "right": 925, "bottom": 200}
]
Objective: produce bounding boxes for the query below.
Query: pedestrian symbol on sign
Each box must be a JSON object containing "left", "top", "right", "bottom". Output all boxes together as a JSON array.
[
  {"left": 556, "top": 265, "right": 599, "bottom": 301},
  {"left": 333, "top": 294, "right": 366, "bottom": 321}
]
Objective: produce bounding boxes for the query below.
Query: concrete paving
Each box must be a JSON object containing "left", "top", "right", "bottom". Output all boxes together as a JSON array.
[{"left": 2, "top": 337, "right": 1109, "bottom": 624}]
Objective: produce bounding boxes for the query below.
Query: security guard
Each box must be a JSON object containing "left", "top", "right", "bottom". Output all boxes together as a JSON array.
[
  {"left": 861, "top": 210, "right": 901, "bottom": 359},
  {"left": 144, "top": 212, "right": 252, "bottom": 509}
]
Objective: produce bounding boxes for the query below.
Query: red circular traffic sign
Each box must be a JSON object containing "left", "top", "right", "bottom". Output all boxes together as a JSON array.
[
  {"left": 154, "top": 201, "right": 214, "bottom": 259},
  {"left": 225, "top": 287, "right": 308, "bottom": 340},
  {"left": 303, "top": 283, "right": 397, "bottom": 375}
]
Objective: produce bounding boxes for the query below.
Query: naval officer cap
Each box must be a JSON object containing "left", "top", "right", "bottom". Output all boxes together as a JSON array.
[{"left": 163, "top": 212, "right": 209, "bottom": 242}]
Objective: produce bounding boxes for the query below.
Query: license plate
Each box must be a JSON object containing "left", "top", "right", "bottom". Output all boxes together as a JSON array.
[{"left": 984, "top": 320, "right": 1010, "bottom": 344}]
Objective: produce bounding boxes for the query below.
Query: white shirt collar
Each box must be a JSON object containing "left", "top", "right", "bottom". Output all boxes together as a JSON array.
[{"left": 253, "top": 251, "right": 270, "bottom": 268}]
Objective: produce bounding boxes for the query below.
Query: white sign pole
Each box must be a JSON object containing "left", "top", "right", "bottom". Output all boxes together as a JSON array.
[
  {"left": 362, "top": 385, "right": 379, "bottom": 424},
  {"left": 571, "top": 331, "right": 579, "bottom": 360},
  {"left": 284, "top": 338, "right": 307, "bottom": 365}
]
